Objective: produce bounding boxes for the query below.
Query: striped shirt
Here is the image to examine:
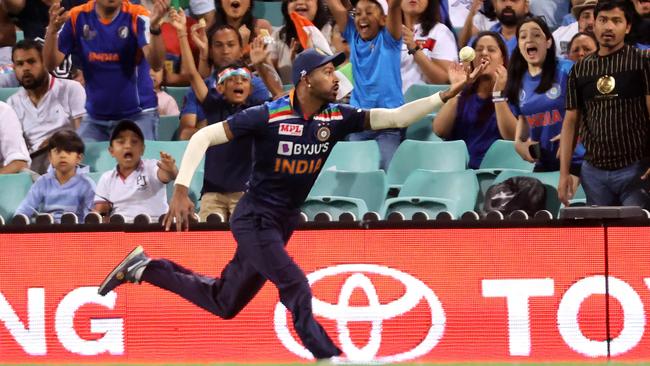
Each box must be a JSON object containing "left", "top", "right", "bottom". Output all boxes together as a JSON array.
[{"left": 566, "top": 45, "right": 650, "bottom": 170}]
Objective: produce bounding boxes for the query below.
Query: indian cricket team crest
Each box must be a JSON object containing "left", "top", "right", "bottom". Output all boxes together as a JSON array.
[
  {"left": 82, "top": 25, "right": 96, "bottom": 40},
  {"left": 546, "top": 83, "right": 561, "bottom": 99},
  {"left": 118, "top": 26, "right": 129, "bottom": 39},
  {"left": 597, "top": 75, "right": 616, "bottom": 95},
  {"left": 316, "top": 126, "right": 331, "bottom": 142}
]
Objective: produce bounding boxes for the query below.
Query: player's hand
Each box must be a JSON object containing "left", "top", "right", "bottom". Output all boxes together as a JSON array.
[
  {"left": 150, "top": 0, "right": 171, "bottom": 29},
  {"left": 442, "top": 60, "right": 487, "bottom": 101},
  {"left": 558, "top": 173, "right": 575, "bottom": 207},
  {"left": 48, "top": 1, "right": 69, "bottom": 33},
  {"left": 164, "top": 185, "right": 195, "bottom": 231},
  {"left": 402, "top": 25, "right": 416, "bottom": 50},
  {"left": 515, "top": 138, "right": 538, "bottom": 163},
  {"left": 157, "top": 151, "right": 177, "bottom": 173},
  {"left": 493, "top": 64, "right": 507, "bottom": 92}
]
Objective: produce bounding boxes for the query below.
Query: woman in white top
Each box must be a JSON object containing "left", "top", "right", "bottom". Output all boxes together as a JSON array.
[
  {"left": 270, "top": 0, "right": 333, "bottom": 84},
  {"left": 401, "top": 0, "right": 458, "bottom": 92}
]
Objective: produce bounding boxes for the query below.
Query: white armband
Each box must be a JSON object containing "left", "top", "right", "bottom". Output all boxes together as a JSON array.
[
  {"left": 175, "top": 122, "right": 229, "bottom": 187},
  {"left": 369, "top": 92, "right": 444, "bottom": 130}
]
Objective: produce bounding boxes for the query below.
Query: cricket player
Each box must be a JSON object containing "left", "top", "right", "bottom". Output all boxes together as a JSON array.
[{"left": 98, "top": 48, "right": 486, "bottom": 360}]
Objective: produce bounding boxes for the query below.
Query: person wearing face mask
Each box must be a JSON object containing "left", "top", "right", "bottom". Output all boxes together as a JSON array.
[
  {"left": 496, "top": 16, "right": 585, "bottom": 175},
  {"left": 552, "top": 0, "right": 596, "bottom": 58},
  {"left": 466, "top": 0, "right": 530, "bottom": 57},
  {"left": 433, "top": 31, "right": 516, "bottom": 169}
]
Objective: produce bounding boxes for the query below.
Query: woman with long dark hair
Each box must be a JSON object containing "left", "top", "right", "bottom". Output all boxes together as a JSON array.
[
  {"left": 495, "top": 16, "right": 584, "bottom": 173},
  {"left": 401, "top": 0, "right": 458, "bottom": 91},
  {"left": 270, "top": 0, "right": 333, "bottom": 84},
  {"left": 433, "top": 31, "right": 515, "bottom": 168},
  {"left": 213, "top": 0, "right": 272, "bottom": 46}
]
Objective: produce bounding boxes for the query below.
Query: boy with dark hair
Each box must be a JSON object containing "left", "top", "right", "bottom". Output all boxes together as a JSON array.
[
  {"left": 93, "top": 120, "right": 178, "bottom": 222},
  {"left": 559, "top": 0, "right": 650, "bottom": 208},
  {"left": 15, "top": 130, "right": 95, "bottom": 222}
]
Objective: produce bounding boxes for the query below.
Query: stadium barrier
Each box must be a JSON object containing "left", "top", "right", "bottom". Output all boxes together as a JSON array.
[{"left": 1, "top": 221, "right": 650, "bottom": 363}]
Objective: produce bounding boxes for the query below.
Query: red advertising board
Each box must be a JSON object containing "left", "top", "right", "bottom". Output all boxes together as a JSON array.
[{"left": 0, "top": 227, "right": 617, "bottom": 363}]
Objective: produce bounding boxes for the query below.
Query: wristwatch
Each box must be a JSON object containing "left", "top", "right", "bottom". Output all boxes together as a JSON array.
[
  {"left": 407, "top": 45, "right": 421, "bottom": 55},
  {"left": 150, "top": 26, "right": 162, "bottom": 36}
]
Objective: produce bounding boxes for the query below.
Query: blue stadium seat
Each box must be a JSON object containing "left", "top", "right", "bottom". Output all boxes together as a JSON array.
[
  {"left": 0, "top": 87, "right": 19, "bottom": 102},
  {"left": 159, "top": 115, "right": 180, "bottom": 141},
  {"left": 302, "top": 170, "right": 388, "bottom": 221},
  {"left": 405, "top": 113, "right": 442, "bottom": 142},
  {"left": 83, "top": 141, "right": 115, "bottom": 172},
  {"left": 403, "top": 84, "right": 450, "bottom": 103},
  {"left": 381, "top": 169, "right": 479, "bottom": 219},
  {"left": 322, "top": 140, "right": 381, "bottom": 172},
  {"left": 0, "top": 173, "right": 33, "bottom": 220},
  {"left": 386, "top": 140, "right": 468, "bottom": 189},
  {"left": 253, "top": 1, "right": 284, "bottom": 27}
]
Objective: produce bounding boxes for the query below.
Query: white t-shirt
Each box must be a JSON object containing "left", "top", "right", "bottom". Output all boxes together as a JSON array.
[
  {"left": 94, "top": 159, "right": 169, "bottom": 222},
  {"left": 189, "top": 0, "right": 215, "bottom": 16},
  {"left": 0, "top": 102, "right": 31, "bottom": 167},
  {"left": 449, "top": 0, "right": 471, "bottom": 28},
  {"left": 400, "top": 23, "right": 458, "bottom": 93},
  {"left": 473, "top": 13, "right": 498, "bottom": 32},
  {"left": 8, "top": 76, "right": 86, "bottom": 153},
  {"left": 552, "top": 21, "right": 578, "bottom": 58}
]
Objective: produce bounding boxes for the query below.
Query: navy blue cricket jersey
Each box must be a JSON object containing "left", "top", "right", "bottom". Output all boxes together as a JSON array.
[{"left": 227, "top": 93, "right": 367, "bottom": 209}]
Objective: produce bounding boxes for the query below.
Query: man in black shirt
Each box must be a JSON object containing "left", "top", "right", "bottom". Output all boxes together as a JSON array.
[{"left": 559, "top": 0, "right": 650, "bottom": 208}]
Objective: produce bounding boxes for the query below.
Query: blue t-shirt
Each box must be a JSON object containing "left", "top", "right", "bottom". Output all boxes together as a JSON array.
[
  {"left": 451, "top": 92, "right": 501, "bottom": 169},
  {"left": 343, "top": 16, "right": 404, "bottom": 108},
  {"left": 137, "top": 60, "right": 157, "bottom": 110},
  {"left": 227, "top": 94, "right": 367, "bottom": 208},
  {"left": 58, "top": 1, "right": 150, "bottom": 120},
  {"left": 468, "top": 23, "right": 518, "bottom": 59},
  {"left": 511, "top": 60, "right": 585, "bottom": 170}
]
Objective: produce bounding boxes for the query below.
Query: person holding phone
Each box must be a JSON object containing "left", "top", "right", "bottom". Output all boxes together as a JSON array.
[{"left": 494, "top": 16, "right": 584, "bottom": 177}]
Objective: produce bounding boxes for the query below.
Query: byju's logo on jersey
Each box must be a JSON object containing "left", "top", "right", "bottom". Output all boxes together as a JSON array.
[
  {"left": 278, "top": 123, "right": 304, "bottom": 136},
  {"left": 277, "top": 141, "right": 294, "bottom": 156}
]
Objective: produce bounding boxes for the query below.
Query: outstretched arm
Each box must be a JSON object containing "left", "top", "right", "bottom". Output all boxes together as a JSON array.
[
  {"left": 170, "top": 8, "right": 209, "bottom": 103},
  {"left": 386, "top": 0, "right": 402, "bottom": 41},
  {"left": 43, "top": 2, "right": 69, "bottom": 72},
  {"left": 327, "top": 0, "right": 349, "bottom": 35}
]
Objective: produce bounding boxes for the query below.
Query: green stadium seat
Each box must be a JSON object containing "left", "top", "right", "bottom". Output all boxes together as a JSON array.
[
  {"left": 0, "top": 173, "right": 33, "bottom": 220},
  {"left": 322, "top": 140, "right": 380, "bottom": 172},
  {"left": 86, "top": 171, "right": 106, "bottom": 184},
  {"left": 381, "top": 169, "right": 479, "bottom": 219},
  {"left": 386, "top": 140, "right": 468, "bottom": 189},
  {"left": 302, "top": 170, "right": 388, "bottom": 220},
  {"left": 493, "top": 170, "right": 564, "bottom": 217},
  {"left": 159, "top": 115, "right": 180, "bottom": 141},
  {"left": 0, "top": 87, "right": 19, "bottom": 102},
  {"left": 474, "top": 140, "right": 535, "bottom": 211},
  {"left": 283, "top": 84, "right": 293, "bottom": 92},
  {"left": 16, "top": 30, "right": 24, "bottom": 42},
  {"left": 405, "top": 113, "right": 442, "bottom": 142},
  {"left": 253, "top": 1, "right": 284, "bottom": 27},
  {"left": 404, "top": 84, "right": 450, "bottom": 103},
  {"left": 83, "top": 141, "right": 115, "bottom": 173},
  {"left": 166, "top": 170, "right": 204, "bottom": 212},
  {"left": 143, "top": 140, "right": 188, "bottom": 164},
  {"left": 164, "top": 86, "right": 189, "bottom": 109}
]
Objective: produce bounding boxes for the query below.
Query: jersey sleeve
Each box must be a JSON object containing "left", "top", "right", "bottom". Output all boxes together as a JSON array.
[
  {"left": 643, "top": 50, "right": 650, "bottom": 96},
  {"left": 180, "top": 87, "right": 206, "bottom": 121},
  {"left": 135, "top": 11, "right": 151, "bottom": 48},
  {"left": 336, "top": 104, "right": 367, "bottom": 137},
  {"left": 226, "top": 104, "right": 270, "bottom": 139},
  {"left": 57, "top": 19, "right": 76, "bottom": 56}
]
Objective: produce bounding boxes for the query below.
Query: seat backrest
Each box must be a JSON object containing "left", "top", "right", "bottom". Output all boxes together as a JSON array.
[
  {"left": 164, "top": 86, "right": 190, "bottom": 109},
  {"left": 405, "top": 113, "right": 442, "bottom": 142},
  {"left": 386, "top": 140, "right": 468, "bottom": 187},
  {"left": 82, "top": 141, "right": 114, "bottom": 172},
  {"left": 143, "top": 140, "right": 189, "bottom": 163},
  {"left": 494, "top": 170, "right": 561, "bottom": 216},
  {"left": 252, "top": 1, "right": 284, "bottom": 27},
  {"left": 322, "top": 140, "right": 380, "bottom": 172},
  {"left": 0, "top": 87, "right": 19, "bottom": 102},
  {"left": 158, "top": 115, "right": 181, "bottom": 141},
  {"left": 403, "top": 84, "right": 450, "bottom": 103},
  {"left": 0, "top": 173, "right": 33, "bottom": 219},
  {"left": 399, "top": 169, "right": 479, "bottom": 213},
  {"left": 86, "top": 171, "right": 105, "bottom": 184},
  {"left": 309, "top": 170, "right": 388, "bottom": 213},
  {"left": 479, "top": 140, "right": 535, "bottom": 171}
]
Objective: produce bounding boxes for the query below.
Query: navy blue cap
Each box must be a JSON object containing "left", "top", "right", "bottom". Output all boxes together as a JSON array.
[
  {"left": 110, "top": 119, "right": 144, "bottom": 143},
  {"left": 292, "top": 48, "right": 346, "bottom": 86}
]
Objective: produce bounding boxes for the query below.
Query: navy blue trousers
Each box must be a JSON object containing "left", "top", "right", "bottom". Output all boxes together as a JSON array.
[{"left": 141, "top": 194, "right": 341, "bottom": 359}]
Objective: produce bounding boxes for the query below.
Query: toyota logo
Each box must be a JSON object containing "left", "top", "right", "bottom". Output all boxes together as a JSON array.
[{"left": 274, "top": 264, "right": 445, "bottom": 363}]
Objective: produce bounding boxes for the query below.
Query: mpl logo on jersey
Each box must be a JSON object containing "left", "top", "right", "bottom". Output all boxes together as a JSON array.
[{"left": 278, "top": 123, "right": 304, "bottom": 136}]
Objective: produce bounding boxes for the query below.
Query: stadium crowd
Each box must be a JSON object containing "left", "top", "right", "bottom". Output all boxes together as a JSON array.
[{"left": 0, "top": 0, "right": 648, "bottom": 222}]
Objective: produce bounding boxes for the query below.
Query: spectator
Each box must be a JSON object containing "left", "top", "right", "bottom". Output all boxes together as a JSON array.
[
  {"left": 328, "top": 0, "right": 404, "bottom": 169},
  {"left": 0, "top": 3, "right": 16, "bottom": 65},
  {"left": 94, "top": 120, "right": 178, "bottom": 222},
  {"left": 498, "top": 16, "right": 584, "bottom": 173},
  {"left": 208, "top": 0, "right": 272, "bottom": 47},
  {"left": 567, "top": 31, "right": 597, "bottom": 62},
  {"left": 4, "top": 0, "right": 49, "bottom": 40},
  {"left": 8, "top": 39, "right": 86, "bottom": 174},
  {"left": 401, "top": 0, "right": 458, "bottom": 91},
  {"left": 464, "top": 0, "right": 530, "bottom": 57},
  {"left": 433, "top": 31, "right": 515, "bottom": 168},
  {"left": 170, "top": 8, "right": 268, "bottom": 221},
  {"left": 43, "top": 0, "right": 169, "bottom": 141},
  {"left": 180, "top": 23, "right": 278, "bottom": 140},
  {"left": 150, "top": 68, "right": 180, "bottom": 116},
  {"left": 559, "top": 0, "right": 650, "bottom": 208},
  {"left": 15, "top": 130, "right": 95, "bottom": 222},
  {"left": 0, "top": 102, "right": 31, "bottom": 174},
  {"left": 552, "top": 0, "right": 596, "bottom": 57},
  {"left": 528, "top": 0, "right": 570, "bottom": 30},
  {"left": 270, "top": 0, "right": 334, "bottom": 84},
  {"left": 630, "top": 0, "right": 650, "bottom": 49}
]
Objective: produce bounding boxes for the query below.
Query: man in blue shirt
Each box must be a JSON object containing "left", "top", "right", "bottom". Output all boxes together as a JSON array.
[
  {"left": 97, "top": 49, "right": 482, "bottom": 360},
  {"left": 469, "top": 0, "right": 530, "bottom": 57}
]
